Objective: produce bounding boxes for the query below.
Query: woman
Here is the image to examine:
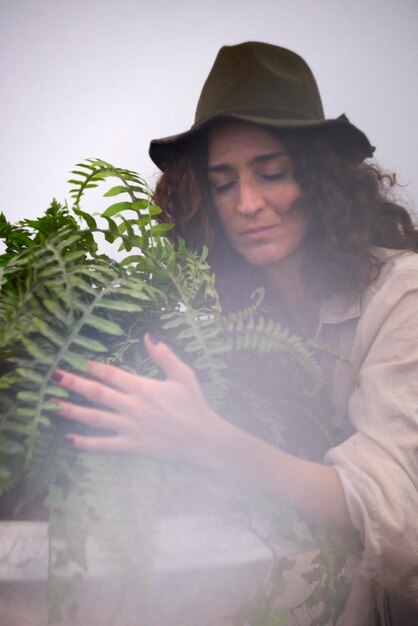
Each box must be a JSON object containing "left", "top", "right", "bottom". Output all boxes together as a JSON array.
[{"left": 51, "top": 43, "right": 418, "bottom": 624}]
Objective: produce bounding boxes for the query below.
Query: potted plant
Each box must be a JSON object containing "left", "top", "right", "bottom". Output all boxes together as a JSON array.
[{"left": 0, "top": 160, "right": 356, "bottom": 625}]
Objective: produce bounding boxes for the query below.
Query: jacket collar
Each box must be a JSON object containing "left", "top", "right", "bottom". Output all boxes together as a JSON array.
[
  {"left": 319, "top": 290, "right": 362, "bottom": 325},
  {"left": 318, "top": 247, "right": 406, "bottom": 326}
]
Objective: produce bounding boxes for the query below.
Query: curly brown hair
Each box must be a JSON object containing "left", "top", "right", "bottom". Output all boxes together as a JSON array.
[{"left": 153, "top": 124, "right": 418, "bottom": 307}]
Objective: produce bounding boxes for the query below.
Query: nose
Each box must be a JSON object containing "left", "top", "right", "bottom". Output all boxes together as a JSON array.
[{"left": 237, "top": 179, "right": 265, "bottom": 216}]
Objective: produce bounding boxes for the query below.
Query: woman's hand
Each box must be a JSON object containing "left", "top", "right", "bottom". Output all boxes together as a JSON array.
[
  {"left": 51, "top": 333, "right": 353, "bottom": 529},
  {"left": 51, "top": 333, "right": 226, "bottom": 465}
]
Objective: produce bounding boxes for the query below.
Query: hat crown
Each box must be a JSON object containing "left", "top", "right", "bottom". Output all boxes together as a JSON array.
[{"left": 194, "top": 41, "right": 325, "bottom": 126}]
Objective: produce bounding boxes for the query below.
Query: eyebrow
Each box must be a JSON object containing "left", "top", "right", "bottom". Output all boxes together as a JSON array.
[{"left": 207, "top": 151, "right": 289, "bottom": 173}]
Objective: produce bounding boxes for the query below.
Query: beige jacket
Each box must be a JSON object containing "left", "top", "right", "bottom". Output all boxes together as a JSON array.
[{"left": 318, "top": 248, "right": 418, "bottom": 622}]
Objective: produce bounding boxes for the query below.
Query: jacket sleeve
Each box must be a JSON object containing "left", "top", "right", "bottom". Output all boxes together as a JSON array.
[{"left": 324, "top": 255, "right": 418, "bottom": 604}]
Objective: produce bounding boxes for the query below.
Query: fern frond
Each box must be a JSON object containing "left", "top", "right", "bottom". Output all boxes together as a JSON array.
[
  {"left": 223, "top": 315, "right": 323, "bottom": 396},
  {"left": 222, "top": 287, "right": 266, "bottom": 322},
  {"left": 68, "top": 161, "right": 107, "bottom": 208},
  {"left": 0, "top": 157, "right": 352, "bottom": 624}
]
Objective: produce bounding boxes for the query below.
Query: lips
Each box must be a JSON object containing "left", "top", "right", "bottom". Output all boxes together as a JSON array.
[{"left": 241, "top": 224, "right": 277, "bottom": 240}]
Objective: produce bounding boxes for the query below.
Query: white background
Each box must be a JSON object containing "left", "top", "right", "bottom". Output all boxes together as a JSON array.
[{"left": 1, "top": 0, "right": 417, "bottom": 224}]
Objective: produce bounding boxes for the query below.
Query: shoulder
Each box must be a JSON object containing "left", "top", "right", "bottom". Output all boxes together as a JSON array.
[
  {"left": 354, "top": 248, "right": 418, "bottom": 356},
  {"left": 362, "top": 247, "right": 418, "bottom": 306},
  {"left": 375, "top": 246, "right": 418, "bottom": 270},
  {"left": 318, "top": 248, "right": 418, "bottom": 326}
]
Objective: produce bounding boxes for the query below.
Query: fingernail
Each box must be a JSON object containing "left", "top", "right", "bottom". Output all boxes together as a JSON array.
[
  {"left": 65, "top": 435, "right": 75, "bottom": 447},
  {"left": 147, "top": 333, "right": 160, "bottom": 345},
  {"left": 50, "top": 372, "right": 63, "bottom": 383}
]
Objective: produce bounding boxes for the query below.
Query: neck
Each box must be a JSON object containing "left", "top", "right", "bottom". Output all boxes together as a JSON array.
[
  {"left": 262, "top": 250, "right": 319, "bottom": 338},
  {"left": 262, "top": 248, "right": 307, "bottom": 307}
]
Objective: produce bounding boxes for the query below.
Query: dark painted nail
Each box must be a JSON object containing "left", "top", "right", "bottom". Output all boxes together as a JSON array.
[
  {"left": 51, "top": 372, "right": 63, "bottom": 383},
  {"left": 147, "top": 333, "right": 160, "bottom": 345}
]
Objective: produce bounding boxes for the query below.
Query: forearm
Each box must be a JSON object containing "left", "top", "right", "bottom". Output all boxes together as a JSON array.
[
  {"left": 52, "top": 340, "right": 354, "bottom": 533},
  {"left": 200, "top": 412, "right": 354, "bottom": 532}
]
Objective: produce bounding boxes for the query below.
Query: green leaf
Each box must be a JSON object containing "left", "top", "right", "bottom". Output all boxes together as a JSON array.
[
  {"left": 83, "top": 315, "right": 124, "bottom": 336},
  {"left": 73, "top": 207, "right": 97, "bottom": 230},
  {"left": 71, "top": 335, "right": 108, "bottom": 353},
  {"left": 70, "top": 170, "right": 91, "bottom": 177},
  {"left": 21, "top": 337, "right": 53, "bottom": 364},
  {"left": 131, "top": 201, "right": 162, "bottom": 217},
  {"left": 62, "top": 250, "right": 88, "bottom": 264},
  {"left": 74, "top": 162, "right": 95, "bottom": 170},
  {"left": 31, "top": 317, "right": 64, "bottom": 346},
  {"left": 131, "top": 200, "right": 150, "bottom": 211},
  {"left": 38, "top": 264, "right": 64, "bottom": 280},
  {"left": 42, "top": 299, "right": 69, "bottom": 325},
  {"left": 162, "top": 317, "right": 184, "bottom": 330},
  {"left": 129, "top": 183, "right": 147, "bottom": 193},
  {"left": 103, "top": 185, "right": 130, "bottom": 197},
  {"left": 102, "top": 214, "right": 119, "bottom": 234},
  {"left": 150, "top": 223, "right": 173, "bottom": 235},
  {"left": 109, "top": 285, "right": 151, "bottom": 300},
  {"left": 95, "top": 299, "right": 142, "bottom": 313},
  {"left": 104, "top": 231, "right": 117, "bottom": 244},
  {"left": 40, "top": 404, "right": 56, "bottom": 415},
  {"left": 71, "top": 279, "right": 96, "bottom": 296},
  {"left": 116, "top": 217, "right": 142, "bottom": 235},
  {"left": 45, "top": 385, "right": 69, "bottom": 398},
  {"left": 59, "top": 352, "right": 89, "bottom": 371},
  {"left": 52, "top": 232, "right": 82, "bottom": 248},
  {"left": 0, "top": 439, "right": 25, "bottom": 454},
  {"left": 148, "top": 204, "right": 163, "bottom": 216},
  {"left": 17, "top": 391, "right": 40, "bottom": 403},
  {"left": 103, "top": 202, "right": 133, "bottom": 218},
  {"left": 15, "top": 367, "right": 45, "bottom": 383},
  {"left": 4, "top": 421, "right": 32, "bottom": 436},
  {"left": 120, "top": 254, "right": 145, "bottom": 266},
  {"left": 16, "top": 407, "right": 36, "bottom": 419}
]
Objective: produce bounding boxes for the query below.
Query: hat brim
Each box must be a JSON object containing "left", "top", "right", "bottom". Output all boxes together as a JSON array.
[{"left": 149, "top": 113, "right": 375, "bottom": 171}]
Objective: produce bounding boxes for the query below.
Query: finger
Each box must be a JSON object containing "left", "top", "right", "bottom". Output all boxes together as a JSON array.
[
  {"left": 144, "top": 333, "right": 196, "bottom": 384},
  {"left": 52, "top": 399, "right": 128, "bottom": 432},
  {"left": 51, "top": 370, "right": 135, "bottom": 414},
  {"left": 87, "top": 360, "right": 146, "bottom": 394},
  {"left": 65, "top": 433, "right": 138, "bottom": 453}
]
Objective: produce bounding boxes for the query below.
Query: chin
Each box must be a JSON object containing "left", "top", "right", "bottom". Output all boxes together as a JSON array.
[{"left": 243, "top": 251, "right": 290, "bottom": 267}]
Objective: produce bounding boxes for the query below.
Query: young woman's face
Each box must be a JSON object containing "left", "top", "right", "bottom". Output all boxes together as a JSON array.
[{"left": 207, "top": 121, "right": 309, "bottom": 273}]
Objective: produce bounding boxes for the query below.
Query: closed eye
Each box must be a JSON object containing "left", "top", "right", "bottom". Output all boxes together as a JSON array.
[
  {"left": 211, "top": 180, "right": 236, "bottom": 194},
  {"left": 260, "top": 172, "right": 285, "bottom": 182}
]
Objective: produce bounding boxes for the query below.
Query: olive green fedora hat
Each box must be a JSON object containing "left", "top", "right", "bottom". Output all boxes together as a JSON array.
[{"left": 149, "top": 41, "right": 375, "bottom": 170}]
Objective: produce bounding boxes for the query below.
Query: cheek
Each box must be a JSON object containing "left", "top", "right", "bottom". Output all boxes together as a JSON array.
[
  {"left": 211, "top": 205, "right": 236, "bottom": 254},
  {"left": 274, "top": 184, "right": 302, "bottom": 215},
  {"left": 279, "top": 211, "right": 311, "bottom": 256},
  {"left": 293, "top": 213, "right": 311, "bottom": 245},
  {"left": 213, "top": 202, "right": 233, "bottom": 235}
]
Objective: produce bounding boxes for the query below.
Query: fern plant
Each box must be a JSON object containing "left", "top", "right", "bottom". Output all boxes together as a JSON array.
[{"left": 0, "top": 160, "right": 356, "bottom": 625}]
